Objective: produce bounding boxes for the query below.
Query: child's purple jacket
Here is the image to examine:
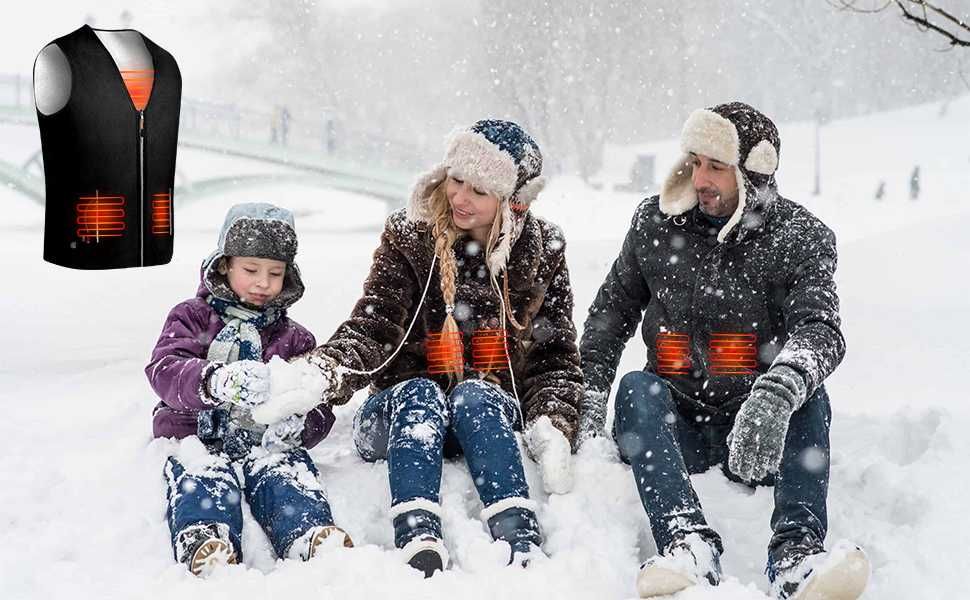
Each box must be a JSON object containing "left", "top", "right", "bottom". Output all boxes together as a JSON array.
[{"left": 145, "top": 282, "right": 335, "bottom": 449}]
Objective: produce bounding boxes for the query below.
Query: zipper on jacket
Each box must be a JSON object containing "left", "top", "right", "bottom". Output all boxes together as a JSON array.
[{"left": 139, "top": 110, "right": 145, "bottom": 266}]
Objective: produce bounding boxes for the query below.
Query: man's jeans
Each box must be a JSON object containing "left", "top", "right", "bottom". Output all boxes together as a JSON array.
[{"left": 613, "top": 370, "right": 831, "bottom": 560}]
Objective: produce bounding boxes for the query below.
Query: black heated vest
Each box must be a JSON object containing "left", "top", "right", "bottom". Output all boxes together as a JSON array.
[{"left": 38, "top": 25, "right": 181, "bottom": 269}]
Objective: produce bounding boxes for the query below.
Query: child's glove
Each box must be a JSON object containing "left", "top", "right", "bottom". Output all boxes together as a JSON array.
[
  {"left": 524, "top": 415, "right": 574, "bottom": 495},
  {"left": 728, "top": 365, "right": 807, "bottom": 482},
  {"left": 207, "top": 360, "right": 271, "bottom": 409},
  {"left": 261, "top": 414, "right": 305, "bottom": 453}
]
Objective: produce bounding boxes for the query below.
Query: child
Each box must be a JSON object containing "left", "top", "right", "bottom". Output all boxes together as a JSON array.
[{"left": 145, "top": 202, "right": 351, "bottom": 576}]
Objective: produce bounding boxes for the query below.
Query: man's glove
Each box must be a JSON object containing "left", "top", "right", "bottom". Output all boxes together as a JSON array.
[
  {"left": 728, "top": 365, "right": 808, "bottom": 482},
  {"left": 524, "top": 415, "right": 574, "bottom": 495},
  {"left": 206, "top": 360, "right": 271, "bottom": 409},
  {"left": 261, "top": 414, "right": 305, "bottom": 453},
  {"left": 577, "top": 388, "right": 608, "bottom": 444}
]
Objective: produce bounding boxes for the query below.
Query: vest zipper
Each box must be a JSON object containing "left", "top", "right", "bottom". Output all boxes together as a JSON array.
[{"left": 139, "top": 110, "right": 145, "bottom": 266}]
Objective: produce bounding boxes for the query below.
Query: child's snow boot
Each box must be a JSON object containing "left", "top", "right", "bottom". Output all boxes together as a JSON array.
[
  {"left": 768, "top": 539, "right": 870, "bottom": 600},
  {"left": 174, "top": 522, "right": 238, "bottom": 576},
  {"left": 391, "top": 500, "right": 448, "bottom": 577},
  {"left": 636, "top": 532, "right": 721, "bottom": 598},
  {"left": 288, "top": 525, "right": 354, "bottom": 561}
]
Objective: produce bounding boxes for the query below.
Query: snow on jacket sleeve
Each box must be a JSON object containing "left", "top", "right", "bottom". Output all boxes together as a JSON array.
[
  {"left": 145, "top": 300, "right": 221, "bottom": 412},
  {"left": 579, "top": 200, "right": 653, "bottom": 411},
  {"left": 770, "top": 217, "right": 846, "bottom": 398},
  {"left": 306, "top": 214, "right": 420, "bottom": 403},
  {"left": 519, "top": 236, "right": 584, "bottom": 447}
]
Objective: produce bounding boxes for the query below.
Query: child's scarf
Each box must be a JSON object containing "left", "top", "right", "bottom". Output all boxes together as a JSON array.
[{"left": 205, "top": 296, "right": 281, "bottom": 363}]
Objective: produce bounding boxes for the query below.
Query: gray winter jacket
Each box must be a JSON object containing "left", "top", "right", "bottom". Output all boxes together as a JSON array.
[{"left": 580, "top": 193, "right": 845, "bottom": 425}]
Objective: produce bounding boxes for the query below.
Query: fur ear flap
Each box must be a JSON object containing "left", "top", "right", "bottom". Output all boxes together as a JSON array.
[
  {"left": 716, "top": 167, "right": 749, "bottom": 242},
  {"left": 744, "top": 139, "right": 779, "bottom": 175},
  {"left": 659, "top": 154, "right": 697, "bottom": 216},
  {"left": 514, "top": 175, "right": 546, "bottom": 207},
  {"left": 487, "top": 201, "right": 516, "bottom": 274},
  {"left": 407, "top": 165, "right": 448, "bottom": 223}
]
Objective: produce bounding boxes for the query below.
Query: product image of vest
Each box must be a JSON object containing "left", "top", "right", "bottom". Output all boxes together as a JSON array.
[{"left": 36, "top": 25, "right": 181, "bottom": 269}]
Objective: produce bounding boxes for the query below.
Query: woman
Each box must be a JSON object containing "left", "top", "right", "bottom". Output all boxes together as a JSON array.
[{"left": 303, "top": 119, "right": 582, "bottom": 576}]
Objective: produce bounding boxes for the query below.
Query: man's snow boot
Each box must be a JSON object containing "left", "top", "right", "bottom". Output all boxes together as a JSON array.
[
  {"left": 391, "top": 501, "right": 448, "bottom": 577},
  {"left": 288, "top": 525, "right": 354, "bottom": 561},
  {"left": 768, "top": 539, "right": 870, "bottom": 600},
  {"left": 485, "top": 504, "right": 544, "bottom": 567},
  {"left": 636, "top": 532, "right": 721, "bottom": 598},
  {"left": 174, "top": 522, "right": 238, "bottom": 576}
]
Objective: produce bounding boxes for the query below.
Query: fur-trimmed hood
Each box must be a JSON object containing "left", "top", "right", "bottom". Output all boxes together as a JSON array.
[{"left": 660, "top": 102, "right": 782, "bottom": 245}]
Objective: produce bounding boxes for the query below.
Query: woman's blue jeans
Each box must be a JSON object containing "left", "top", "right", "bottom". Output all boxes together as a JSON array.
[{"left": 354, "top": 377, "right": 530, "bottom": 510}]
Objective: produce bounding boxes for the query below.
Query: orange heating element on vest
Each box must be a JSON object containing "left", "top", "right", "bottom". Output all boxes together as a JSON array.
[
  {"left": 472, "top": 329, "right": 510, "bottom": 372},
  {"left": 709, "top": 333, "right": 758, "bottom": 375},
  {"left": 656, "top": 332, "right": 692, "bottom": 376},
  {"left": 76, "top": 192, "right": 125, "bottom": 242},
  {"left": 152, "top": 192, "right": 172, "bottom": 236},
  {"left": 426, "top": 331, "right": 464, "bottom": 375},
  {"left": 120, "top": 68, "right": 154, "bottom": 110}
]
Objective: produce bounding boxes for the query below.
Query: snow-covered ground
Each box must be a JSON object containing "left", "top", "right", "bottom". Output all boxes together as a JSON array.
[{"left": 1, "top": 96, "right": 968, "bottom": 599}]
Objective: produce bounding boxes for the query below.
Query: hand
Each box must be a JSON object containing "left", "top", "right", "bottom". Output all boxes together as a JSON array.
[
  {"left": 261, "top": 414, "right": 305, "bottom": 452},
  {"left": 578, "top": 388, "right": 608, "bottom": 445},
  {"left": 207, "top": 360, "right": 271, "bottom": 408},
  {"left": 524, "top": 415, "right": 574, "bottom": 495},
  {"left": 304, "top": 353, "right": 343, "bottom": 398},
  {"left": 727, "top": 366, "right": 807, "bottom": 482}
]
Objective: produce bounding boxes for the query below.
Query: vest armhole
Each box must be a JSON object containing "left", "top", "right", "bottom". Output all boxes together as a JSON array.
[{"left": 34, "top": 43, "right": 72, "bottom": 116}]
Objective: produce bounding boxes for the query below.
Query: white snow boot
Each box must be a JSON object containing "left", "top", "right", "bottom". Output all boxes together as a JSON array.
[
  {"left": 636, "top": 533, "right": 721, "bottom": 598},
  {"left": 769, "top": 540, "right": 870, "bottom": 600},
  {"left": 174, "top": 523, "right": 238, "bottom": 577}
]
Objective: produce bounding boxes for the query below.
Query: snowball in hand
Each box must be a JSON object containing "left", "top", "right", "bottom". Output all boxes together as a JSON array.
[{"left": 250, "top": 356, "right": 330, "bottom": 425}]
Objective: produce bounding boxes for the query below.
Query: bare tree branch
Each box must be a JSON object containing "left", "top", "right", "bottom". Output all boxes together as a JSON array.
[{"left": 830, "top": 0, "right": 970, "bottom": 47}]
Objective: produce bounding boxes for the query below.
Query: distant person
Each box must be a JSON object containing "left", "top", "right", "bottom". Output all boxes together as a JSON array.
[
  {"left": 874, "top": 180, "right": 885, "bottom": 201},
  {"left": 909, "top": 165, "right": 920, "bottom": 200},
  {"left": 579, "top": 102, "right": 870, "bottom": 599},
  {"left": 280, "top": 105, "right": 291, "bottom": 146},
  {"left": 299, "top": 119, "right": 581, "bottom": 576},
  {"left": 145, "top": 203, "right": 352, "bottom": 576},
  {"left": 270, "top": 105, "right": 281, "bottom": 144}
]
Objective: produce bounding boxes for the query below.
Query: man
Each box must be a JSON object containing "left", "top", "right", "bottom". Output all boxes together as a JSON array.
[{"left": 579, "top": 102, "right": 869, "bottom": 600}]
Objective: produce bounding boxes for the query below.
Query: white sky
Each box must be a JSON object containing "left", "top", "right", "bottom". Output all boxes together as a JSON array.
[{"left": 0, "top": 1, "right": 392, "bottom": 77}]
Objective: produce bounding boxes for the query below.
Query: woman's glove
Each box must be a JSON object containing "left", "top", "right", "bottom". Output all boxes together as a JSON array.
[
  {"left": 524, "top": 415, "right": 574, "bottom": 495},
  {"left": 206, "top": 360, "right": 271, "bottom": 408}
]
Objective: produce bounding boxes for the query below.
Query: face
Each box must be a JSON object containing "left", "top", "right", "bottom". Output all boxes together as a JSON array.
[
  {"left": 445, "top": 175, "right": 500, "bottom": 242},
  {"left": 223, "top": 256, "right": 286, "bottom": 306},
  {"left": 690, "top": 153, "right": 739, "bottom": 218}
]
